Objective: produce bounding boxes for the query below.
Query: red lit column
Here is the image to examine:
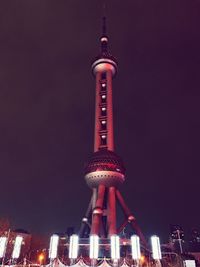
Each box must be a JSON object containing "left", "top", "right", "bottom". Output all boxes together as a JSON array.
[
  {"left": 106, "top": 70, "right": 114, "bottom": 151},
  {"left": 94, "top": 72, "right": 102, "bottom": 152}
]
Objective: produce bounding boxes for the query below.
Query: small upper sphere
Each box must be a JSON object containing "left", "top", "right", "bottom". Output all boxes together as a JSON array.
[
  {"left": 84, "top": 150, "right": 125, "bottom": 188},
  {"left": 91, "top": 37, "right": 118, "bottom": 76}
]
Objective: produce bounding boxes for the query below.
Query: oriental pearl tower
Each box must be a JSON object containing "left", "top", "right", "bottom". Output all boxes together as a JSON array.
[{"left": 80, "top": 18, "right": 146, "bottom": 246}]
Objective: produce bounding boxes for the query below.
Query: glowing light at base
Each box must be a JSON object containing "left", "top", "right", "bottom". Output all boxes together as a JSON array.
[
  {"left": 0, "top": 237, "right": 7, "bottom": 258},
  {"left": 69, "top": 235, "right": 79, "bottom": 259},
  {"left": 49, "top": 235, "right": 59, "bottom": 260},
  {"left": 12, "top": 236, "right": 23, "bottom": 259},
  {"left": 111, "top": 235, "right": 120, "bottom": 260},
  {"left": 140, "top": 255, "right": 146, "bottom": 265},
  {"left": 89, "top": 235, "right": 99, "bottom": 259},
  {"left": 185, "top": 260, "right": 196, "bottom": 267},
  {"left": 131, "top": 235, "right": 141, "bottom": 260},
  {"left": 38, "top": 253, "right": 45, "bottom": 264},
  {"left": 151, "top": 235, "right": 162, "bottom": 260}
]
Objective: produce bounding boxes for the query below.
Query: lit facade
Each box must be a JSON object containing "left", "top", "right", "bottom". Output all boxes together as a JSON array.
[{"left": 79, "top": 18, "right": 146, "bottom": 247}]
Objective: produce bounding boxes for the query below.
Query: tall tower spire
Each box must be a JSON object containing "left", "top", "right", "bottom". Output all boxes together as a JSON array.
[
  {"left": 102, "top": 16, "right": 106, "bottom": 36},
  {"left": 101, "top": 17, "right": 108, "bottom": 54},
  {"left": 80, "top": 18, "right": 146, "bottom": 247},
  {"left": 92, "top": 17, "right": 117, "bottom": 152}
]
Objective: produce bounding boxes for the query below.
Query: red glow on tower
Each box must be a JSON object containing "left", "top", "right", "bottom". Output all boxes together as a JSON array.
[{"left": 80, "top": 17, "right": 146, "bottom": 247}]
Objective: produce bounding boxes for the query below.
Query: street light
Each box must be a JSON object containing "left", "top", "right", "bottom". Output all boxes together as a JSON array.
[
  {"left": 12, "top": 236, "right": 23, "bottom": 260},
  {"left": 151, "top": 235, "right": 162, "bottom": 260},
  {"left": 111, "top": 235, "right": 120, "bottom": 261},
  {"left": 0, "top": 237, "right": 7, "bottom": 258},
  {"left": 69, "top": 235, "right": 79, "bottom": 259},
  {"left": 38, "top": 252, "right": 45, "bottom": 265},
  {"left": 131, "top": 235, "right": 141, "bottom": 260},
  {"left": 90, "top": 235, "right": 99, "bottom": 260},
  {"left": 151, "top": 235, "right": 162, "bottom": 267},
  {"left": 49, "top": 235, "right": 59, "bottom": 260}
]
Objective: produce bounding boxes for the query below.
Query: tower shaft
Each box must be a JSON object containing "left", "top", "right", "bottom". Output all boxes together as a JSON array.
[{"left": 94, "top": 69, "right": 114, "bottom": 152}]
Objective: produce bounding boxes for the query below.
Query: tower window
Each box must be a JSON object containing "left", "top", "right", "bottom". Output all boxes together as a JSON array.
[
  {"left": 101, "top": 95, "right": 106, "bottom": 103},
  {"left": 100, "top": 134, "right": 107, "bottom": 146},
  {"left": 100, "top": 81, "right": 107, "bottom": 91},
  {"left": 101, "top": 83, "right": 106, "bottom": 90},
  {"left": 101, "top": 120, "right": 106, "bottom": 130},
  {"left": 101, "top": 107, "right": 107, "bottom": 116}
]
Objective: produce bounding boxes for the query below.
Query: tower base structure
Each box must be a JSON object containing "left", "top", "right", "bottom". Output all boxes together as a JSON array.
[
  {"left": 79, "top": 150, "right": 147, "bottom": 248},
  {"left": 80, "top": 186, "right": 147, "bottom": 247}
]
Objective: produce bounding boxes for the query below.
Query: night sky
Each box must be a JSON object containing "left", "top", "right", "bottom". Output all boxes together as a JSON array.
[{"left": 0, "top": 1, "right": 200, "bottom": 242}]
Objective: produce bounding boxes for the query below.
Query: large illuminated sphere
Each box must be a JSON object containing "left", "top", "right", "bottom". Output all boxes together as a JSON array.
[{"left": 84, "top": 150, "right": 125, "bottom": 188}]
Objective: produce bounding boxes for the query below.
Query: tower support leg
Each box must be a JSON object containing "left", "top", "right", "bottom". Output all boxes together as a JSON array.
[
  {"left": 117, "top": 219, "right": 128, "bottom": 234},
  {"left": 116, "top": 190, "right": 147, "bottom": 247},
  {"left": 91, "top": 184, "right": 105, "bottom": 235},
  {"left": 108, "top": 186, "right": 117, "bottom": 236},
  {"left": 79, "top": 194, "right": 93, "bottom": 237}
]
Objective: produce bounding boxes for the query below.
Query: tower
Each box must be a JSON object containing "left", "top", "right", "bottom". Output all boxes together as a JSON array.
[{"left": 80, "top": 18, "right": 146, "bottom": 247}]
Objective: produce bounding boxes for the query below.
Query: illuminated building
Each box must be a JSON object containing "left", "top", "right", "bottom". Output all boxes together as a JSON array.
[{"left": 79, "top": 17, "right": 146, "bottom": 248}]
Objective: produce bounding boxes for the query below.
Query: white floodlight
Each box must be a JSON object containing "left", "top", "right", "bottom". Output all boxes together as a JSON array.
[
  {"left": 69, "top": 235, "right": 79, "bottom": 259},
  {"left": 12, "top": 236, "right": 23, "bottom": 259},
  {"left": 151, "top": 235, "right": 162, "bottom": 260},
  {"left": 131, "top": 235, "right": 141, "bottom": 260},
  {"left": 185, "top": 260, "right": 196, "bottom": 267},
  {"left": 0, "top": 237, "right": 7, "bottom": 258},
  {"left": 111, "top": 235, "right": 120, "bottom": 260},
  {"left": 89, "top": 235, "right": 99, "bottom": 259},
  {"left": 49, "top": 234, "right": 59, "bottom": 260}
]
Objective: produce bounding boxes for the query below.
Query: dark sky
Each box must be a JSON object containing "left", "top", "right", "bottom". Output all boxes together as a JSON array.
[{"left": 0, "top": 0, "right": 200, "bottom": 242}]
